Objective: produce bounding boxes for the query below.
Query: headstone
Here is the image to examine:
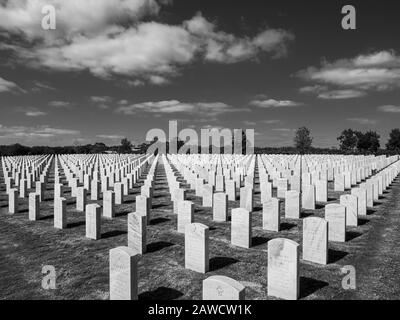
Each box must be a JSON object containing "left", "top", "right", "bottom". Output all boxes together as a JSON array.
[
  {"left": 136, "top": 195, "right": 151, "bottom": 224},
  {"left": 54, "top": 183, "right": 64, "bottom": 200},
  {"left": 173, "top": 188, "right": 187, "bottom": 214},
  {"left": 114, "top": 182, "right": 124, "bottom": 205},
  {"left": 231, "top": 208, "right": 252, "bottom": 248},
  {"left": 239, "top": 186, "right": 253, "bottom": 212},
  {"left": 103, "top": 191, "right": 115, "bottom": 219},
  {"left": 334, "top": 174, "right": 345, "bottom": 192},
  {"left": 302, "top": 217, "right": 328, "bottom": 265},
  {"left": 226, "top": 179, "right": 236, "bottom": 201},
  {"left": 109, "top": 246, "right": 140, "bottom": 300},
  {"left": 185, "top": 223, "right": 209, "bottom": 273},
  {"left": 360, "top": 182, "right": 374, "bottom": 207},
  {"left": 19, "top": 179, "right": 27, "bottom": 198},
  {"left": 340, "top": 194, "right": 358, "bottom": 227},
  {"left": 277, "top": 178, "right": 288, "bottom": 198},
  {"left": 36, "top": 181, "right": 45, "bottom": 201},
  {"left": 203, "top": 276, "right": 245, "bottom": 300},
  {"left": 202, "top": 184, "right": 213, "bottom": 207},
  {"left": 90, "top": 180, "right": 100, "bottom": 201},
  {"left": 267, "top": 238, "right": 299, "bottom": 300},
  {"left": 86, "top": 203, "right": 101, "bottom": 240},
  {"left": 76, "top": 187, "right": 87, "bottom": 212},
  {"left": 54, "top": 197, "right": 67, "bottom": 229},
  {"left": 285, "top": 190, "right": 300, "bottom": 219},
  {"left": 351, "top": 188, "right": 367, "bottom": 216},
  {"left": 315, "top": 180, "right": 328, "bottom": 203},
  {"left": 8, "top": 188, "right": 18, "bottom": 214},
  {"left": 213, "top": 192, "right": 228, "bottom": 222},
  {"left": 324, "top": 204, "right": 346, "bottom": 242},
  {"left": 128, "top": 212, "right": 147, "bottom": 254},
  {"left": 301, "top": 184, "right": 315, "bottom": 210},
  {"left": 178, "top": 200, "right": 194, "bottom": 233},
  {"left": 29, "top": 193, "right": 40, "bottom": 221},
  {"left": 260, "top": 181, "right": 272, "bottom": 202},
  {"left": 263, "top": 198, "right": 280, "bottom": 231}
]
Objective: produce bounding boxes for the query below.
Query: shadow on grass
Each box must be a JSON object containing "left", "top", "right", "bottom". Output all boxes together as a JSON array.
[
  {"left": 40, "top": 214, "right": 54, "bottom": 221},
  {"left": 299, "top": 277, "right": 329, "bottom": 299},
  {"left": 102, "top": 230, "right": 127, "bottom": 239},
  {"left": 150, "top": 217, "right": 170, "bottom": 225},
  {"left": 68, "top": 221, "right": 85, "bottom": 228},
  {"left": 281, "top": 222, "right": 297, "bottom": 231},
  {"left": 152, "top": 203, "right": 169, "bottom": 209},
  {"left": 328, "top": 248, "right": 348, "bottom": 263},
  {"left": 209, "top": 257, "right": 239, "bottom": 271},
  {"left": 347, "top": 230, "right": 363, "bottom": 241},
  {"left": 301, "top": 211, "right": 314, "bottom": 218},
  {"left": 252, "top": 236, "right": 269, "bottom": 247},
  {"left": 139, "top": 287, "right": 183, "bottom": 300},
  {"left": 358, "top": 218, "right": 369, "bottom": 226},
  {"left": 367, "top": 208, "right": 376, "bottom": 215},
  {"left": 115, "top": 210, "right": 131, "bottom": 218},
  {"left": 147, "top": 241, "right": 174, "bottom": 253}
]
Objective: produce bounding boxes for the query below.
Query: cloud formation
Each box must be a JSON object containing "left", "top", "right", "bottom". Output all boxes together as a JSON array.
[
  {"left": 250, "top": 99, "right": 302, "bottom": 108},
  {"left": 298, "top": 50, "right": 400, "bottom": 98},
  {"left": 0, "top": 76, "right": 20, "bottom": 93},
  {"left": 346, "top": 118, "right": 377, "bottom": 125},
  {"left": 0, "top": 124, "right": 79, "bottom": 138},
  {"left": 116, "top": 100, "right": 248, "bottom": 117},
  {"left": 15, "top": 106, "right": 47, "bottom": 117},
  {"left": 377, "top": 105, "right": 400, "bottom": 113},
  {"left": 48, "top": 100, "right": 71, "bottom": 108},
  {"left": 0, "top": 1, "right": 294, "bottom": 85}
]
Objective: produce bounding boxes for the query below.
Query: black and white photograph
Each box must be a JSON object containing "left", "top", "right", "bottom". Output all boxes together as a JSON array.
[{"left": 1, "top": 0, "right": 400, "bottom": 307}]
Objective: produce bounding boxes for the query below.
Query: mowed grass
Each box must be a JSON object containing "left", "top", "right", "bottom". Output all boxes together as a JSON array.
[{"left": 1, "top": 159, "right": 400, "bottom": 300}]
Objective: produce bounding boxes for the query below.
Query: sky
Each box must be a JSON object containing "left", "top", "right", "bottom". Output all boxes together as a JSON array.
[{"left": 0, "top": 0, "right": 400, "bottom": 148}]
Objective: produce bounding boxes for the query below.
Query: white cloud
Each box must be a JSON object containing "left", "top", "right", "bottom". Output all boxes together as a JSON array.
[
  {"left": 250, "top": 99, "right": 302, "bottom": 108},
  {"left": 90, "top": 96, "right": 112, "bottom": 103},
  {"left": 90, "top": 96, "right": 113, "bottom": 109},
  {"left": 317, "top": 89, "right": 366, "bottom": 100},
  {"left": 271, "top": 128, "right": 293, "bottom": 132},
  {"left": 377, "top": 105, "right": 400, "bottom": 113},
  {"left": 48, "top": 100, "right": 71, "bottom": 108},
  {"left": 346, "top": 118, "right": 377, "bottom": 125},
  {"left": 0, "top": 124, "right": 79, "bottom": 138},
  {"left": 97, "top": 134, "right": 125, "bottom": 140},
  {"left": 0, "top": 0, "right": 161, "bottom": 41},
  {"left": 116, "top": 100, "right": 248, "bottom": 116},
  {"left": 32, "top": 81, "right": 56, "bottom": 92},
  {"left": 261, "top": 119, "right": 281, "bottom": 124},
  {"left": 0, "top": 76, "right": 20, "bottom": 93},
  {"left": 298, "top": 50, "right": 400, "bottom": 96},
  {"left": 15, "top": 106, "right": 47, "bottom": 117},
  {"left": 0, "top": 2, "right": 294, "bottom": 85}
]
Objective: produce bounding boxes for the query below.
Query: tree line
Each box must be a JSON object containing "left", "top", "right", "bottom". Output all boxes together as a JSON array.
[
  {"left": 1, "top": 128, "right": 400, "bottom": 156},
  {"left": 291, "top": 127, "right": 400, "bottom": 155}
]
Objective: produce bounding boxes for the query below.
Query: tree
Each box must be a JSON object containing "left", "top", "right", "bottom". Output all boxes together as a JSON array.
[
  {"left": 294, "top": 127, "right": 313, "bottom": 154},
  {"left": 118, "top": 138, "right": 133, "bottom": 154},
  {"left": 356, "top": 131, "right": 380, "bottom": 153},
  {"left": 337, "top": 129, "right": 359, "bottom": 152},
  {"left": 386, "top": 129, "right": 400, "bottom": 152}
]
